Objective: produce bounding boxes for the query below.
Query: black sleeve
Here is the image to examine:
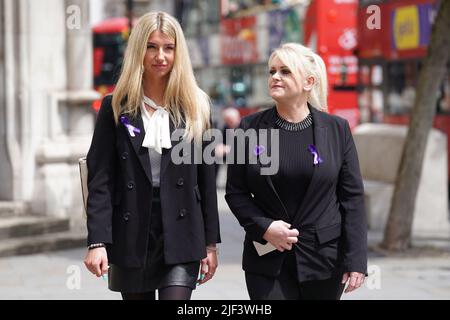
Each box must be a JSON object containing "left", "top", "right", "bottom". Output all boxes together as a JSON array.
[
  {"left": 224, "top": 118, "right": 273, "bottom": 243},
  {"left": 338, "top": 120, "right": 368, "bottom": 275},
  {"left": 198, "top": 120, "right": 221, "bottom": 245}
]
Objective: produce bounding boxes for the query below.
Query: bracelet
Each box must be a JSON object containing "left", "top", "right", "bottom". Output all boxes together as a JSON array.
[
  {"left": 206, "top": 245, "right": 218, "bottom": 253},
  {"left": 88, "top": 243, "right": 106, "bottom": 250}
]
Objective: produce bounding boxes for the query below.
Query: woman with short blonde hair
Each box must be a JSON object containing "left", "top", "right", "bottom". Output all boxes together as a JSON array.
[
  {"left": 268, "top": 43, "right": 328, "bottom": 112},
  {"left": 226, "top": 43, "right": 367, "bottom": 300}
]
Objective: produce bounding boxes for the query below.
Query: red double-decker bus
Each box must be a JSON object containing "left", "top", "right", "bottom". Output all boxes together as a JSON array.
[
  {"left": 219, "top": 0, "right": 361, "bottom": 124},
  {"left": 357, "top": 0, "right": 450, "bottom": 179},
  {"left": 304, "top": 0, "right": 360, "bottom": 129}
]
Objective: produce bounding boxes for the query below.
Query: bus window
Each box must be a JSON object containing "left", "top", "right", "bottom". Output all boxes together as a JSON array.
[
  {"left": 93, "top": 32, "right": 126, "bottom": 88},
  {"left": 92, "top": 17, "right": 132, "bottom": 112}
]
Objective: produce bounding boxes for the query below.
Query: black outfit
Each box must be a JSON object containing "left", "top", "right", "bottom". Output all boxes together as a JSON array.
[
  {"left": 271, "top": 112, "right": 314, "bottom": 220},
  {"left": 245, "top": 250, "right": 345, "bottom": 300},
  {"left": 225, "top": 105, "right": 367, "bottom": 300},
  {"left": 86, "top": 95, "right": 220, "bottom": 294}
]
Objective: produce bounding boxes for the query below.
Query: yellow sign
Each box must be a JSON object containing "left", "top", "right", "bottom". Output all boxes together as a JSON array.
[{"left": 393, "top": 5, "right": 420, "bottom": 50}]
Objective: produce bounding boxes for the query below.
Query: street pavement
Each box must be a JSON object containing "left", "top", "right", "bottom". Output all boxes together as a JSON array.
[{"left": 1, "top": 185, "right": 450, "bottom": 300}]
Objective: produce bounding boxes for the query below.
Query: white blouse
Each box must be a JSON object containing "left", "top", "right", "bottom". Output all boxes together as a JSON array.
[{"left": 140, "top": 97, "right": 172, "bottom": 187}]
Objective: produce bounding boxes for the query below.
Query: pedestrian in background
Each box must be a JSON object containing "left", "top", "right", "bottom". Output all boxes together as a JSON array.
[
  {"left": 214, "top": 106, "right": 241, "bottom": 177},
  {"left": 84, "top": 11, "right": 220, "bottom": 300},
  {"left": 225, "top": 43, "right": 367, "bottom": 300}
]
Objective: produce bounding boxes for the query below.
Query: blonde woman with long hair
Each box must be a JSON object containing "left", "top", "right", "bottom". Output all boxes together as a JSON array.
[
  {"left": 225, "top": 43, "right": 367, "bottom": 300},
  {"left": 84, "top": 11, "right": 220, "bottom": 300}
]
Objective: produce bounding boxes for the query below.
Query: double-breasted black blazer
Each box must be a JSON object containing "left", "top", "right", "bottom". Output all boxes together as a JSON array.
[
  {"left": 86, "top": 95, "right": 221, "bottom": 268},
  {"left": 225, "top": 105, "right": 367, "bottom": 282}
]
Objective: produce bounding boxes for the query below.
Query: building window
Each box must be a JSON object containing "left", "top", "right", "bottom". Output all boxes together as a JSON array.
[
  {"left": 358, "top": 62, "right": 384, "bottom": 123},
  {"left": 385, "top": 61, "right": 449, "bottom": 115},
  {"left": 437, "top": 67, "right": 450, "bottom": 114},
  {"left": 179, "top": 0, "right": 220, "bottom": 37},
  {"left": 385, "top": 61, "right": 418, "bottom": 115}
]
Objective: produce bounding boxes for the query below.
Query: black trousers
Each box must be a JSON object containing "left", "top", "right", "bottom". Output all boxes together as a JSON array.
[{"left": 245, "top": 251, "right": 345, "bottom": 300}]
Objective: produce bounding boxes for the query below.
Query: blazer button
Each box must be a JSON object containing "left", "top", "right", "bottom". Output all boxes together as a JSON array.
[
  {"left": 121, "top": 152, "right": 128, "bottom": 160},
  {"left": 127, "top": 181, "right": 135, "bottom": 190},
  {"left": 177, "top": 178, "right": 184, "bottom": 187},
  {"left": 179, "top": 208, "right": 187, "bottom": 218},
  {"left": 123, "top": 212, "right": 131, "bottom": 221}
]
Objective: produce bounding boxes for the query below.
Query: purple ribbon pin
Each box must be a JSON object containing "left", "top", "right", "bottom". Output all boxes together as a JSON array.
[
  {"left": 308, "top": 144, "right": 323, "bottom": 166},
  {"left": 120, "top": 116, "right": 141, "bottom": 137},
  {"left": 254, "top": 145, "right": 265, "bottom": 156}
]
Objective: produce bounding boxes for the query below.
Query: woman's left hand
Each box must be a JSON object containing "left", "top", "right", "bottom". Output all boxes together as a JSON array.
[
  {"left": 341, "top": 272, "right": 365, "bottom": 293},
  {"left": 197, "top": 249, "right": 218, "bottom": 285}
]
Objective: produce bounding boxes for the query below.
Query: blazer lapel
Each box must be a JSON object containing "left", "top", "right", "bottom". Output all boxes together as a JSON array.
[
  {"left": 257, "top": 107, "right": 291, "bottom": 222},
  {"left": 123, "top": 112, "right": 153, "bottom": 184},
  {"left": 292, "top": 107, "right": 328, "bottom": 226}
]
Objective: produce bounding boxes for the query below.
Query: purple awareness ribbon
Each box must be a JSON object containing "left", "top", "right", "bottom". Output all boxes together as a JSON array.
[
  {"left": 254, "top": 145, "right": 265, "bottom": 156},
  {"left": 120, "top": 116, "right": 141, "bottom": 137},
  {"left": 308, "top": 144, "right": 323, "bottom": 166}
]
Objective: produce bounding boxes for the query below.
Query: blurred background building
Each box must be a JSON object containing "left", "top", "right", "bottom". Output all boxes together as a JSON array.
[
  {"left": 90, "top": 0, "right": 361, "bottom": 125},
  {"left": 0, "top": 0, "right": 448, "bottom": 257}
]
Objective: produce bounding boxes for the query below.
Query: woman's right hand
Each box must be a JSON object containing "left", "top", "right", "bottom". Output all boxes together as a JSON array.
[
  {"left": 84, "top": 247, "right": 109, "bottom": 277},
  {"left": 263, "top": 220, "right": 299, "bottom": 252}
]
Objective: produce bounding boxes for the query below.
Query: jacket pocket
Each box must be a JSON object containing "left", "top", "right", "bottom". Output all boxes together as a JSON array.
[
  {"left": 315, "top": 223, "right": 341, "bottom": 245},
  {"left": 194, "top": 185, "right": 202, "bottom": 201}
]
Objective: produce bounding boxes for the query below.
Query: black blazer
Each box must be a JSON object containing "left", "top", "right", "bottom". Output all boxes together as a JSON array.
[
  {"left": 86, "top": 95, "right": 221, "bottom": 268},
  {"left": 225, "top": 106, "right": 367, "bottom": 281}
]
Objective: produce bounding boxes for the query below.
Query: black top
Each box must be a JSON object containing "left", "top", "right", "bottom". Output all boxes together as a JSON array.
[{"left": 271, "top": 111, "right": 314, "bottom": 220}]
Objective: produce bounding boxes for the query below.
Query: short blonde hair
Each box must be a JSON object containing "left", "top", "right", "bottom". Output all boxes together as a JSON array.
[
  {"left": 269, "top": 43, "right": 328, "bottom": 111},
  {"left": 112, "top": 11, "right": 211, "bottom": 143}
]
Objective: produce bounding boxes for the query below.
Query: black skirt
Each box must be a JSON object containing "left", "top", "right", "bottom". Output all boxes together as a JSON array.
[{"left": 108, "top": 188, "right": 200, "bottom": 293}]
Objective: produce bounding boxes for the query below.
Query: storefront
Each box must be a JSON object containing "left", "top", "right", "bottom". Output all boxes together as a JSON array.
[
  {"left": 183, "top": 0, "right": 307, "bottom": 120},
  {"left": 305, "top": 0, "right": 360, "bottom": 128},
  {"left": 184, "top": 0, "right": 363, "bottom": 128}
]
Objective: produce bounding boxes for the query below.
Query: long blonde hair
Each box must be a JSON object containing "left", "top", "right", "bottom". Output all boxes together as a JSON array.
[
  {"left": 269, "top": 43, "right": 328, "bottom": 111},
  {"left": 112, "top": 11, "right": 211, "bottom": 143}
]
